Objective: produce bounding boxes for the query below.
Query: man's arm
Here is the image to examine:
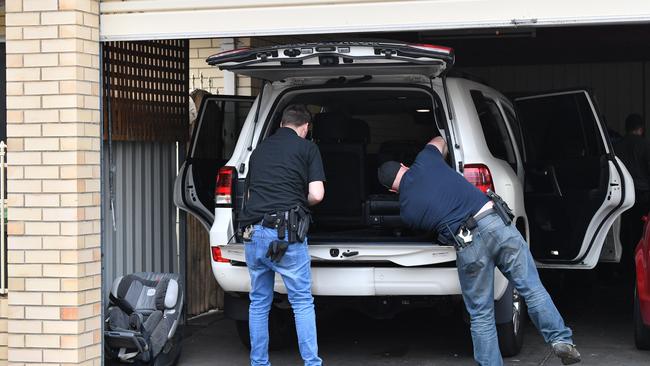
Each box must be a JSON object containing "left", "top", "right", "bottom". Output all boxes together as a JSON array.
[
  {"left": 307, "top": 181, "right": 324, "bottom": 206},
  {"left": 306, "top": 143, "right": 326, "bottom": 206},
  {"left": 428, "top": 136, "right": 448, "bottom": 158}
]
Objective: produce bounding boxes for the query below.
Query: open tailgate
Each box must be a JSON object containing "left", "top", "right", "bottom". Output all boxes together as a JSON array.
[{"left": 206, "top": 41, "right": 454, "bottom": 81}]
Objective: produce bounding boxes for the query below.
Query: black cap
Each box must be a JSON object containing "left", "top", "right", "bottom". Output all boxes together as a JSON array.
[{"left": 378, "top": 161, "right": 402, "bottom": 189}]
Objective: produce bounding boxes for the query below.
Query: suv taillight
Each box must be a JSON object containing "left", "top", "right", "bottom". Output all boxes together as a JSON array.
[
  {"left": 464, "top": 164, "right": 495, "bottom": 193},
  {"left": 211, "top": 247, "right": 229, "bottom": 263},
  {"left": 215, "top": 166, "right": 236, "bottom": 206}
]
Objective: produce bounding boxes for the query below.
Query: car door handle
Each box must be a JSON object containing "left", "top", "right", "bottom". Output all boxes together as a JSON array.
[{"left": 341, "top": 251, "right": 359, "bottom": 257}]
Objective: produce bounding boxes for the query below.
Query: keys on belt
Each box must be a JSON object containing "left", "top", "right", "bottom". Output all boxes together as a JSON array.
[{"left": 242, "top": 225, "right": 254, "bottom": 241}]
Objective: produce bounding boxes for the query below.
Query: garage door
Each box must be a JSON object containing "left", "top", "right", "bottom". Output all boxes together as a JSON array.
[{"left": 100, "top": 0, "right": 650, "bottom": 41}]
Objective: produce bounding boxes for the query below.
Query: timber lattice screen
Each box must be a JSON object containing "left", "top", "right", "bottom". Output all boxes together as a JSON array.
[{"left": 103, "top": 40, "right": 189, "bottom": 142}]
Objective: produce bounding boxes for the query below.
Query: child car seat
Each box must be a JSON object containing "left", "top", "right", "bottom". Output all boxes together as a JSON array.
[{"left": 104, "top": 272, "right": 183, "bottom": 365}]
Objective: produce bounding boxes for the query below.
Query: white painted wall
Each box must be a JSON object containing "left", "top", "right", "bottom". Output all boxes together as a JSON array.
[{"left": 99, "top": 0, "right": 650, "bottom": 41}]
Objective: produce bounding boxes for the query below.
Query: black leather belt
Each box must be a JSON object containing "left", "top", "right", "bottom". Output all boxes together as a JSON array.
[
  {"left": 473, "top": 208, "right": 496, "bottom": 223},
  {"left": 258, "top": 207, "right": 311, "bottom": 263}
]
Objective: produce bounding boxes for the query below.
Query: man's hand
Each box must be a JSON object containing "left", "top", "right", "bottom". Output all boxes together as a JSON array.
[
  {"left": 428, "top": 136, "right": 448, "bottom": 158},
  {"left": 308, "top": 181, "right": 324, "bottom": 206}
]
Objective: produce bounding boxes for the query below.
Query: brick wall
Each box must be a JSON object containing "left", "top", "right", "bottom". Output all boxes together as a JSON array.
[
  {"left": 0, "top": 298, "right": 7, "bottom": 364},
  {"left": 189, "top": 38, "right": 253, "bottom": 96},
  {"left": 5, "top": 0, "right": 101, "bottom": 364}
]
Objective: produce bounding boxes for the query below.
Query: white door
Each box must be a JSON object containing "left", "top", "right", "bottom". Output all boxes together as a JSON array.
[
  {"left": 174, "top": 95, "right": 254, "bottom": 229},
  {"left": 514, "top": 90, "right": 634, "bottom": 269}
]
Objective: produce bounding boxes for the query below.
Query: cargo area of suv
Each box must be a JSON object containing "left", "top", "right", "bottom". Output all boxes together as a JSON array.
[{"left": 252, "top": 87, "right": 447, "bottom": 244}]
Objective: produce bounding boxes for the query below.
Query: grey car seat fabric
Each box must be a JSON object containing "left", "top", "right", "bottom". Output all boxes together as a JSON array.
[
  {"left": 377, "top": 140, "right": 421, "bottom": 166},
  {"left": 105, "top": 272, "right": 183, "bottom": 364},
  {"left": 313, "top": 112, "right": 369, "bottom": 225}
]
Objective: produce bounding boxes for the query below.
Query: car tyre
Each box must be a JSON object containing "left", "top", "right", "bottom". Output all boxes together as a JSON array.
[
  {"left": 497, "top": 288, "right": 526, "bottom": 357},
  {"left": 634, "top": 285, "right": 650, "bottom": 350},
  {"left": 236, "top": 307, "right": 295, "bottom": 350}
]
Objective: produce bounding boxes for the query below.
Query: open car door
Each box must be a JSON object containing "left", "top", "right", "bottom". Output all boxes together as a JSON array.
[
  {"left": 174, "top": 95, "right": 254, "bottom": 230},
  {"left": 514, "top": 90, "right": 634, "bottom": 269}
]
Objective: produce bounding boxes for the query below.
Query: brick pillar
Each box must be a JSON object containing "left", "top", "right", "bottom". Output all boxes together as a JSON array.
[{"left": 5, "top": 0, "right": 101, "bottom": 364}]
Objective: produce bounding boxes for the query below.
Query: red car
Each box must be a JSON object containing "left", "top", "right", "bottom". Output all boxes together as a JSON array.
[{"left": 635, "top": 216, "right": 650, "bottom": 349}]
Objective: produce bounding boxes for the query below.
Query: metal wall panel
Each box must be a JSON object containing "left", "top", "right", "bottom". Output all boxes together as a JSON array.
[
  {"left": 461, "top": 62, "right": 647, "bottom": 134},
  {"left": 102, "top": 141, "right": 178, "bottom": 290}
]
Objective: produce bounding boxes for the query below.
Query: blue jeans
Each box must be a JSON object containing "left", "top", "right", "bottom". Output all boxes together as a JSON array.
[
  {"left": 456, "top": 213, "right": 573, "bottom": 366},
  {"left": 244, "top": 225, "right": 322, "bottom": 366}
]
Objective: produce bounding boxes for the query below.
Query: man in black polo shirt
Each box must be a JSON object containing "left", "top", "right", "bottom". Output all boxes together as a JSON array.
[
  {"left": 378, "top": 136, "right": 580, "bottom": 365},
  {"left": 239, "top": 104, "right": 325, "bottom": 366}
]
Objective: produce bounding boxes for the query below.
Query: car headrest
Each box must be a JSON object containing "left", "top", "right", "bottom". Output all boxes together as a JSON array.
[
  {"left": 378, "top": 140, "right": 421, "bottom": 165},
  {"left": 109, "top": 273, "right": 180, "bottom": 315},
  {"left": 313, "top": 112, "right": 369, "bottom": 143}
]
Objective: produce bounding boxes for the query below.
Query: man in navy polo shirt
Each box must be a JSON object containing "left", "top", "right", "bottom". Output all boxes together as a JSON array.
[{"left": 378, "top": 136, "right": 580, "bottom": 365}]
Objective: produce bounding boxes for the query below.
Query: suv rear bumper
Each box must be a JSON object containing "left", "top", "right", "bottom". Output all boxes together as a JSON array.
[{"left": 212, "top": 262, "right": 509, "bottom": 299}]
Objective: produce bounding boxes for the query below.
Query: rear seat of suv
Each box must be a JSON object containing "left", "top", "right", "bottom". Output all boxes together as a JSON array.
[
  {"left": 312, "top": 111, "right": 427, "bottom": 231},
  {"left": 312, "top": 112, "right": 370, "bottom": 227}
]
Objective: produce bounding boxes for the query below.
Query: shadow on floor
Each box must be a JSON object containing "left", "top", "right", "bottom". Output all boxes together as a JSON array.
[{"left": 179, "top": 264, "right": 649, "bottom": 365}]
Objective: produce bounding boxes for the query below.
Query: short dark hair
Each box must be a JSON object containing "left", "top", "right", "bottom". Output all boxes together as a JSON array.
[
  {"left": 625, "top": 113, "right": 644, "bottom": 133},
  {"left": 281, "top": 104, "right": 312, "bottom": 127}
]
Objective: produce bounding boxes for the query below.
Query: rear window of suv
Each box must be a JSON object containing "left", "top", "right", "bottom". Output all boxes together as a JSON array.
[
  {"left": 516, "top": 93, "right": 605, "bottom": 161},
  {"left": 471, "top": 90, "right": 517, "bottom": 170}
]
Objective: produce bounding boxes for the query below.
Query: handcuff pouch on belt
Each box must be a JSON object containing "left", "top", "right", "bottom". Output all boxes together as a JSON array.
[
  {"left": 453, "top": 216, "right": 478, "bottom": 250},
  {"left": 260, "top": 206, "right": 311, "bottom": 262}
]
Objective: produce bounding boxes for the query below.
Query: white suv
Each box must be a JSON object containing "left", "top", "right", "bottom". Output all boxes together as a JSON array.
[{"left": 174, "top": 41, "right": 633, "bottom": 355}]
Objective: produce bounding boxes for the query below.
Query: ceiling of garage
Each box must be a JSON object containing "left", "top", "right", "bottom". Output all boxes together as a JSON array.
[
  {"left": 251, "top": 24, "right": 650, "bottom": 67},
  {"left": 419, "top": 24, "right": 650, "bottom": 66},
  {"left": 101, "top": 0, "right": 650, "bottom": 41}
]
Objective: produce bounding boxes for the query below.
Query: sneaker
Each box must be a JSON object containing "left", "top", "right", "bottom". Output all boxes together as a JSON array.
[{"left": 552, "top": 342, "right": 581, "bottom": 365}]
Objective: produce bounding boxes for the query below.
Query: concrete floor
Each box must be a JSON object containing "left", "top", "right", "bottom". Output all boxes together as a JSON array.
[{"left": 179, "top": 266, "right": 650, "bottom": 365}]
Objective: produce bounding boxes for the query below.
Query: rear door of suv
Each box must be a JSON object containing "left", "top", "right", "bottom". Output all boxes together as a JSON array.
[
  {"left": 174, "top": 95, "right": 254, "bottom": 229},
  {"left": 514, "top": 90, "right": 634, "bottom": 269},
  {"left": 205, "top": 41, "right": 465, "bottom": 267},
  {"left": 206, "top": 41, "right": 454, "bottom": 81}
]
